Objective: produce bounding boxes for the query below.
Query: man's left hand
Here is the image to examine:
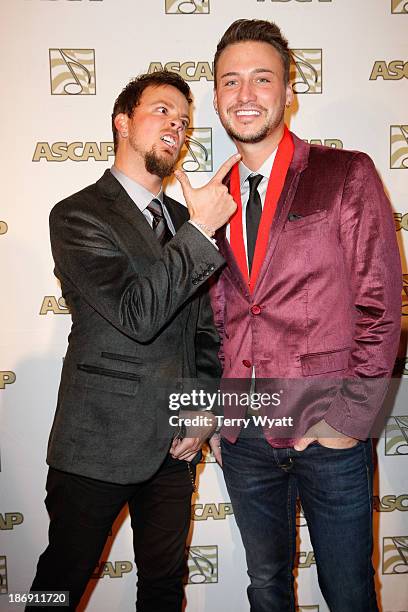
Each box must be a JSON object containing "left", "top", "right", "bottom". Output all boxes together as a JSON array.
[
  {"left": 169, "top": 411, "right": 217, "bottom": 462},
  {"left": 294, "top": 419, "right": 359, "bottom": 451}
]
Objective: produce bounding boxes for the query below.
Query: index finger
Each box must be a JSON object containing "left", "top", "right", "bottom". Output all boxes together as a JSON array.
[{"left": 210, "top": 153, "right": 241, "bottom": 184}]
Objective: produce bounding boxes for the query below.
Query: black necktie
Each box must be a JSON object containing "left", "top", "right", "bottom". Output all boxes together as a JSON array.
[
  {"left": 246, "top": 174, "right": 263, "bottom": 274},
  {"left": 147, "top": 198, "right": 173, "bottom": 246}
]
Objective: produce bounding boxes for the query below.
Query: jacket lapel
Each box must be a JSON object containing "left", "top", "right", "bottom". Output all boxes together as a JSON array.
[
  {"left": 253, "top": 134, "right": 310, "bottom": 296},
  {"left": 97, "top": 169, "right": 162, "bottom": 259},
  {"left": 216, "top": 226, "right": 251, "bottom": 299},
  {"left": 163, "top": 194, "right": 188, "bottom": 231}
]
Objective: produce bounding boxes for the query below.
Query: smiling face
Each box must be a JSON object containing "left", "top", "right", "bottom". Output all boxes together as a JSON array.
[
  {"left": 214, "top": 41, "right": 293, "bottom": 146},
  {"left": 115, "top": 84, "right": 190, "bottom": 179}
]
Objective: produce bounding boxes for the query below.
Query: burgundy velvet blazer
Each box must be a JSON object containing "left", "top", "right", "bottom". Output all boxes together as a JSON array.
[{"left": 210, "top": 132, "right": 402, "bottom": 444}]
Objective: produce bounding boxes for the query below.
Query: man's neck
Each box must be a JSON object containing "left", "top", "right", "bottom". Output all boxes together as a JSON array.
[
  {"left": 114, "top": 152, "right": 162, "bottom": 194},
  {"left": 235, "top": 124, "right": 284, "bottom": 172}
]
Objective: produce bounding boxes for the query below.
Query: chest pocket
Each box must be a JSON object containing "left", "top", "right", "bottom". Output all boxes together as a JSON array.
[{"left": 283, "top": 209, "right": 327, "bottom": 231}]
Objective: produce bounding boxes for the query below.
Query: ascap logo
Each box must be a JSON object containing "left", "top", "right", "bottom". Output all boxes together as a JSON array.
[
  {"left": 0, "top": 513, "right": 24, "bottom": 530},
  {"left": 390, "top": 125, "right": 408, "bottom": 168},
  {"left": 385, "top": 416, "right": 408, "bottom": 455},
  {"left": 192, "top": 502, "right": 233, "bottom": 520},
  {"left": 402, "top": 274, "right": 408, "bottom": 316},
  {"left": 304, "top": 139, "right": 343, "bottom": 149},
  {"left": 0, "top": 372, "right": 16, "bottom": 390},
  {"left": 148, "top": 61, "right": 213, "bottom": 81},
  {"left": 40, "top": 296, "right": 70, "bottom": 315},
  {"left": 0, "top": 556, "right": 7, "bottom": 594},
  {"left": 49, "top": 49, "right": 96, "bottom": 95},
  {"left": 391, "top": 0, "right": 408, "bottom": 13},
  {"left": 374, "top": 495, "right": 408, "bottom": 512},
  {"left": 296, "top": 607, "right": 319, "bottom": 612},
  {"left": 0, "top": 221, "right": 8, "bottom": 235},
  {"left": 92, "top": 561, "right": 133, "bottom": 579},
  {"left": 296, "top": 500, "right": 307, "bottom": 527},
  {"left": 295, "top": 551, "right": 316, "bottom": 568},
  {"left": 394, "top": 212, "right": 408, "bottom": 230},
  {"left": 165, "top": 0, "right": 210, "bottom": 13},
  {"left": 32, "top": 142, "right": 114, "bottom": 162},
  {"left": 178, "top": 128, "right": 212, "bottom": 172},
  {"left": 187, "top": 545, "right": 218, "bottom": 583},
  {"left": 370, "top": 61, "right": 408, "bottom": 80},
  {"left": 290, "top": 49, "right": 322, "bottom": 94},
  {"left": 382, "top": 536, "right": 408, "bottom": 573}
]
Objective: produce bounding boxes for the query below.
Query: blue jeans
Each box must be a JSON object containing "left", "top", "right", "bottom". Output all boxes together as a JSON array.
[{"left": 221, "top": 433, "right": 378, "bottom": 612}]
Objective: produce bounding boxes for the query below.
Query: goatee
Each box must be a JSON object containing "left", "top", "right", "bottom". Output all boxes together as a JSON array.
[{"left": 144, "top": 150, "right": 176, "bottom": 179}]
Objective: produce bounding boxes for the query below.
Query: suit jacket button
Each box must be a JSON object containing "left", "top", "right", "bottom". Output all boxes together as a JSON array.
[
  {"left": 242, "top": 360, "right": 252, "bottom": 368},
  {"left": 251, "top": 305, "right": 261, "bottom": 315}
]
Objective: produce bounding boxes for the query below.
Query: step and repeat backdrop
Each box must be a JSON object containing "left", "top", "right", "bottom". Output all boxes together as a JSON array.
[{"left": 1, "top": 1, "right": 407, "bottom": 611}]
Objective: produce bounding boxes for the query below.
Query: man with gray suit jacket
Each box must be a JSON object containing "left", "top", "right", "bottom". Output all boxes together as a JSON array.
[{"left": 28, "top": 70, "right": 238, "bottom": 611}]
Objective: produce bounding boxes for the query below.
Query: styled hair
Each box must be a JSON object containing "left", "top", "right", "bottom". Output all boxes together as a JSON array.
[
  {"left": 111, "top": 71, "right": 192, "bottom": 152},
  {"left": 214, "top": 19, "right": 291, "bottom": 85}
]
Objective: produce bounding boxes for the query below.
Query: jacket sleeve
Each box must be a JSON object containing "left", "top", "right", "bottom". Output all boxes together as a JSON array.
[
  {"left": 323, "top": 152, "right": 402, "bottom": 439},
  {"left": 50, "top": 203, "right": 225, "bottom": 343}
]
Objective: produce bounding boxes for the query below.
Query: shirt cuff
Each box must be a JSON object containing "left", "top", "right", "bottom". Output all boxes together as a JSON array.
[{"left": 188, "top": 220, "right": 219, "bottom": 250}]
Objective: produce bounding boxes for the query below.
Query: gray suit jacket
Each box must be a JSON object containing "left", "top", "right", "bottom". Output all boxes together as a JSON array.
[{"left": 47, "top": 169, "right": 224, "bottom": 484}]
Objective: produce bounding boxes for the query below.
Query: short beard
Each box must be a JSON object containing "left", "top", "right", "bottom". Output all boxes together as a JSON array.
[
  {"left": 222, "top": 107, "right": 285, "bottom": 144},
  {"left": 224, "top": 123, "right": 270, "bottom": 144},
  {"left": 144, "top": 149, "right": 176, "bottom": 179}
]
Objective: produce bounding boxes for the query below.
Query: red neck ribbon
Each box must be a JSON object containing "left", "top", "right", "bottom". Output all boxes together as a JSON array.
[{"left": 229, "top": 126, "right": 294, "bottom": 292}]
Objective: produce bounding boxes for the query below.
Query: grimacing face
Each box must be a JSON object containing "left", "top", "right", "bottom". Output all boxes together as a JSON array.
[
  {"left": 120, "top": 84, "right": 190, "bottom": 178},
  {"left": 214, "top": 41, "right": 293, "bottom": 144}
]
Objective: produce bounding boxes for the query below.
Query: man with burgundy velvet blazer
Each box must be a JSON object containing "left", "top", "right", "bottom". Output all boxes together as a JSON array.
[{"left": 206, "top": 19, "right": 401, "bottom": 612}]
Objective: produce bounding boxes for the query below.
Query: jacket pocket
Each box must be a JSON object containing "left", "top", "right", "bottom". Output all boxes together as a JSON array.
[
  {"left": 101, "top": 351, "right": 143, "bottom": 365},
  {"left": 300, "top": 347, "right": 350, "bottom": 376},
  {"left": 76, "top": 363, "right": 140, "bottom": 396},
  {"left": 283, "top": 209, "right": 327, "bottom": 231}
]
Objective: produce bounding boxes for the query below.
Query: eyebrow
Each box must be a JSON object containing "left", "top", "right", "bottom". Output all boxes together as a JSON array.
[
  {"left": 149, "top": 99, "right": 190, "bottom": 121},
  {"left": 220, "top": 68, "right": 276, "bottom": 79}
]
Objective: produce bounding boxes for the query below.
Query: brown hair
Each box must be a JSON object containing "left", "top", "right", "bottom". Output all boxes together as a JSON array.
[
  {"left": 111, "top": 71, "right": 192, "bottom": 153},
  {"left": 214, "top": 19, "right": 291, "bottom": 85}
]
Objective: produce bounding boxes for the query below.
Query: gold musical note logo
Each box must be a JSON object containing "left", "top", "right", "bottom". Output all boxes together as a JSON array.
[
  {"left": 187, "top": 546, "right": 218, "bottom": 583},
  {"left": 165, "top": 0, "right": 210, "bottom": 14},
  {"left": 391, "top": 0, "right": 408, "bottom": 13},
  {"left": 178, "top": 128, "right": 212, "bottom": 172},
  {"left": 290, "top": 49, "right": 322, "bottom": 94},
  {"left": 383, "top": 536, "right": 408, "bottom": 573},
  {"left": 0, "top": 556, "right": 8, "bottom": 594},
  {"left": 385, "top": 416, "right": 408, "bottom": 455},
  {"left": 390, "top": 125, "right": 408, "bottom": 169},
  {"left": 49, "top": 48, "right": 96, "bottom": 95}
]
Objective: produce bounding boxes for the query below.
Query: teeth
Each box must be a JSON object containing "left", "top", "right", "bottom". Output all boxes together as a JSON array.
[
  {"left": 236, "top": 110, "right": 260, "bottom": 116},
  {"left": 161, "top": 135, "right": 176, "bottom": 146}
]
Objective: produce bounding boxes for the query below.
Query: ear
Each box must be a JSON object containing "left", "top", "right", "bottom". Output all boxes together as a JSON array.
[
  {"left": 114, "top": 113, "right": 129, "bottom": 138},
  {"left": 285, "top": 83, "right": 294, "bottom": 108}
]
